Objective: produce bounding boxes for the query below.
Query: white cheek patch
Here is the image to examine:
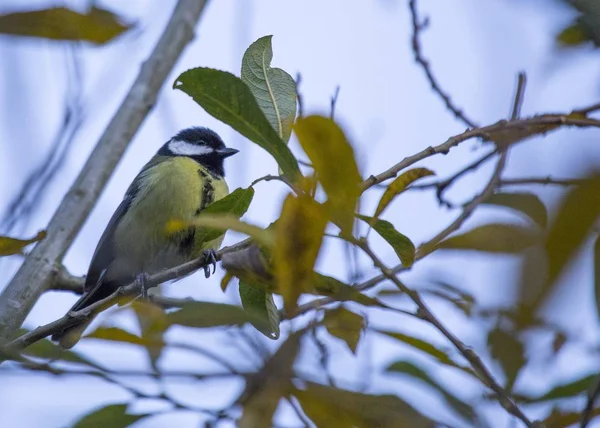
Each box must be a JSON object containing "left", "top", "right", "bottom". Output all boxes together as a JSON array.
[{"left": 168, "top": 139, "right": 214, "bottom": 156}]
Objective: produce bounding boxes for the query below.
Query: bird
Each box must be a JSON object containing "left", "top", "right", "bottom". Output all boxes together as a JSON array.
[{"left": 51, "top": 127, "right": 238, "bottom": 349}]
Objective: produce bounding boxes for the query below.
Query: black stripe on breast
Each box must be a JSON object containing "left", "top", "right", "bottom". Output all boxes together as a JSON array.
[{"left": 195, "top": 172, "right": 215, "bottom": 215}]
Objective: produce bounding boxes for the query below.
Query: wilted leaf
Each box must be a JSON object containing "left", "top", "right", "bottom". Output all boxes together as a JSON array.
[
  {"left": 438, "top": 224, "right": 539, "bottom": 253},
  {"left": 174, "top": 68, "right": 301, "bottom": 180},
  {"left": 72, "top": 403, "right": 148, "bottom": 428},
  {"left": 357, "top": 215, "right": 415, "bottom": 266},
  {"left": 241, "top": 35, "right": 296, "bottom": 143},
  {"left": 166, "top": 301, "right": 259, "bottom": 329},
  {"left": 0, "top": 7, "right": 130, "bottom": 44},
  {"left": 517, "top": 373, "right": 597, "bottom": 403},
  {"left": 295, "top": 116, "right": 361, "bottom": 233},
  {"left": 483, "top": 192, "right": 547, "bottom": 228},
  {"left": 377, "top": 329, "right": 475, "bottom": 377},
  {"left": 275, "top": 194, "right": 328, "bottom": 312},
  {"left": 323, "top": 307, "right": 365, "bottom": 353},
  {"left": 488, "top": 327, "right": 526, "bottom": 392},
  {"left": 387, "top": 360, "right": 477, "bottom": 423},
  {"left": 240, "top": 281, "right": 280, "bottom": 339},
  {"left": 540, "top": 175, "right": 600, "bottom": 309},
  {"left": 168, "top": 214, "right": 274, "bottom": 248},
  {"left": 0, "top": 230, "right": 46, "bottom": 256},
  {"left": 238, "top": 332, "right": 300, "bottom": 428},
  {"left": 294, "top": 382, "right": 435, "bottom": 427},
  {"left": 374, "top": 168, "right": 435, "bottom": 216}
]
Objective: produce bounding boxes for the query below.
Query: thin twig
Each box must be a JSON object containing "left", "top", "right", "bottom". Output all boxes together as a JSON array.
[
  {"left": 581, "top": 376, "right": 600, "bottom": 428},
  {"left": 500, "top": 177, "right": 587, "bottom": 187},
  {"left": 353, "top": 238, "right": 533, "bottom": 427},
  {"left": 0, "top": 0, "right": 210, "bottom": 345},
  {"left": 330, "top": 86, "right": 340, "bottom": 120},
  {"left": 408, "top": 0, "right": 478, "bottom": 128},
  {"left": 295, "top": 73, "right": 304, "bottom": 118},
  {"left": 359, "top": 113, "right": 600, "bottom": 192},
  {"left": 511, "top": 72, "right": 527, "bottom": 120}
]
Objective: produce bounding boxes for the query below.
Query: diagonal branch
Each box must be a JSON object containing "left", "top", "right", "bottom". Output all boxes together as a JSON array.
[{"left": 0, "top": 0, "right": 209, "bottom": 345}]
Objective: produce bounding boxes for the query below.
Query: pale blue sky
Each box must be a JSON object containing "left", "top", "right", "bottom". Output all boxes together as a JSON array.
[{"left": 0, "top": 1, "right": 599, "bottom": 427}]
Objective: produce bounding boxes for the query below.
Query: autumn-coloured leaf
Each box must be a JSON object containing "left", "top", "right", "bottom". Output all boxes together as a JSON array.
[
  {"left": 438, "top": 224, "right": 540, "bottom": 253},
  {"left": 323, "top": 307, "right": 365, "bottom": 353},
  {"left": 294, "top": 116, "right": 361, "bottom": 233},
  {"left": 239, "top": 281, "right": 280, "bottom": 339},
  {"left": 374, "top": 168, "right": 435, "bottom": 216},
  {"left": 483, "top": 192, "right": 547, "bottom": 228},
  {"left": 84, "top": 326, "right": 151, "bottom": 346},
  {"left": 275, "top": 194, "right": 328, "bottom": 312},
  {"left": 0, "top": 230, "right": 46, "bottom": 256},
  {"left": 0, "top": 7, "right": 130, "bottom": 44},
  {"left": 387, "top": 360, "right": 477, "bottom": 423},
  {"left": 487, "top": 327, "right": 526, "bottom": 392},
  {"left": 557, "top": 21, "right": 591, "bottom": 46},
  {"left": 174, "top": 68, "right": 301, "bottom": 180},
  {"left": 167, "top": 214, "right": 274, "bottom": 248},
  {"left": 131, "top": 302, "right": 169, "bottom": 369},
  {"left": 238, "top": 332, "right": 300, "bottom": 428},
  {"left": 241, "top": 35, "right": 297, "bottom": 143},
  {"left": 357, "top": 215, "right": 415, "bottom": 266},
  {"left": 543, "top": 407, "right": 600, "bottom": 428},
  {"left": 293, "top": 382, "right": 435, "bottom": 427},
  {"left": 72, "top": 403, "right": 149, "bottom": 428}
]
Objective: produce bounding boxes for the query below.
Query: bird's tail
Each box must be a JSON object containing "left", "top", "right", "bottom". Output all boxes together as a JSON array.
[{"left": 50, "top": 280, "right": 112, "bottom": 349}]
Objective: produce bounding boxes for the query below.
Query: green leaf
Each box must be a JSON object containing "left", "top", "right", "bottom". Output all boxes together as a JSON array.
[
  {"left": 239, "top": 281, "right": 280, "bottom": 339},
  {"left": 557, "top": 21, "right": 591, "bottom": 46},
  {"left": 323, "top": 307, "right": 365, "bottom": 354},
  {"left": 517, "top": 373, "right": 598, "bottom": 403},
  {"left": 595, "top": 235, "right": 600, "bottom": 323},
  {"left": 356, "top": 215, "right": 415, "bottom": 266},
  {"left": 275, "top": 194, "right": 328, "bottom": 312},
  {"left": 166, "top": 301, "right": 259, "bottom": 329},
  {"left": 374, "top": 168, "right": 435, "bottom": 217},
  {"left": 387, "top": 360, "right": 477, "bottom": 423},
  {"left": 487, "top": 327, "right": 526, "bottom": 392},
  {"left": 483, "top": 192, "right": 547, "bottom": 228},
  {"left": 0, "top": 231, "right": 46, "bottom": 256},
  {"left": 377, "top": 329, "right": 475, "bottom": 377},
  {"left": 174, "top": 68, "right": 301, "bottom": 180},
  {"left": 0, "top": 7, "right": 130, "bottom": 44},
  {"left": 241, "top": 35, "right": 297, "bottom": 143},
  {"left": 85, "top": 326, "right": 149, "bottom": 346},
  {"left": 73, "top": 403, "right": 149, "bottom": 428},
  {"left": 294, "top": 382, "right": 435, "bottom": 428},
  {"left": 438, "top": 224, "right": 539, "bottom": 253},
  {"left": 195, "top": 187, "right": 255, "bottom": 242},
  {"left": 543, "top": 407, "right": 600, "bottom": 428},
  {"left": 294, "top": 116, "right": 361, "bottom": 233}
]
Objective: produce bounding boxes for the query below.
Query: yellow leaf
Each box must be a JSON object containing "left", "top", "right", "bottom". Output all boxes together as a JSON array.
[
  {"left": 221, "top": 271, "right": 234, "bottom": 292},
  {"left": 323, "top": 307, "right": 365, "bottom": 353},
  {"left": 0, "top": 7, "right": 130, "bottom": 44},
  {"left": 374, "top": 168, "right": 435, "bottom": 217},
  {"left": 166, "top": 214, "right": 274, "bottom": 248},
  {"left": 0, "top": 230, "right": 46, "bottom": 256},
  {"left": 274, "top": 194, "right": 328, "bottom": 312},
  {"left": 294, "top": 116, "right": 361, "bottom": 233}
]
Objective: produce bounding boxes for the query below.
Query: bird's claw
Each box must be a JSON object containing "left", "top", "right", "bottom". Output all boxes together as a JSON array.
[
  {"left": 202, "top": 249, "right": 217, "bottom": 278},
  {"left": 136, "top": 272, "right": 151, "bottom": 300}
]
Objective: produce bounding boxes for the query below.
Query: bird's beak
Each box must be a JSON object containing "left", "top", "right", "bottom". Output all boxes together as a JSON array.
[{"left": 217, "top": 148, "right": 239, "bottom": 158}]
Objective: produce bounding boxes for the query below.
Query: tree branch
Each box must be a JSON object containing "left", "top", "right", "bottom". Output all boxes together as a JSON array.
[{"left": 0, "top": 0, "right": 209, "bottom": 345}]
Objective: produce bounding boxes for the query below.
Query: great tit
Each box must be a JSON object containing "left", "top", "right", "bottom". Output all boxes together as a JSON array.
[{"left": 51, "top": 127, "right": 238, "bottom": 349}]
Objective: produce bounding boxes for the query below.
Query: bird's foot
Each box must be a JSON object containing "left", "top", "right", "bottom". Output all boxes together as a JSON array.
[
  {"left": 202, "top": 249, "right": 218, "bottom": 278},
  {"left": 136, "top": 272, "right": 152, "bottom": 300}
]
